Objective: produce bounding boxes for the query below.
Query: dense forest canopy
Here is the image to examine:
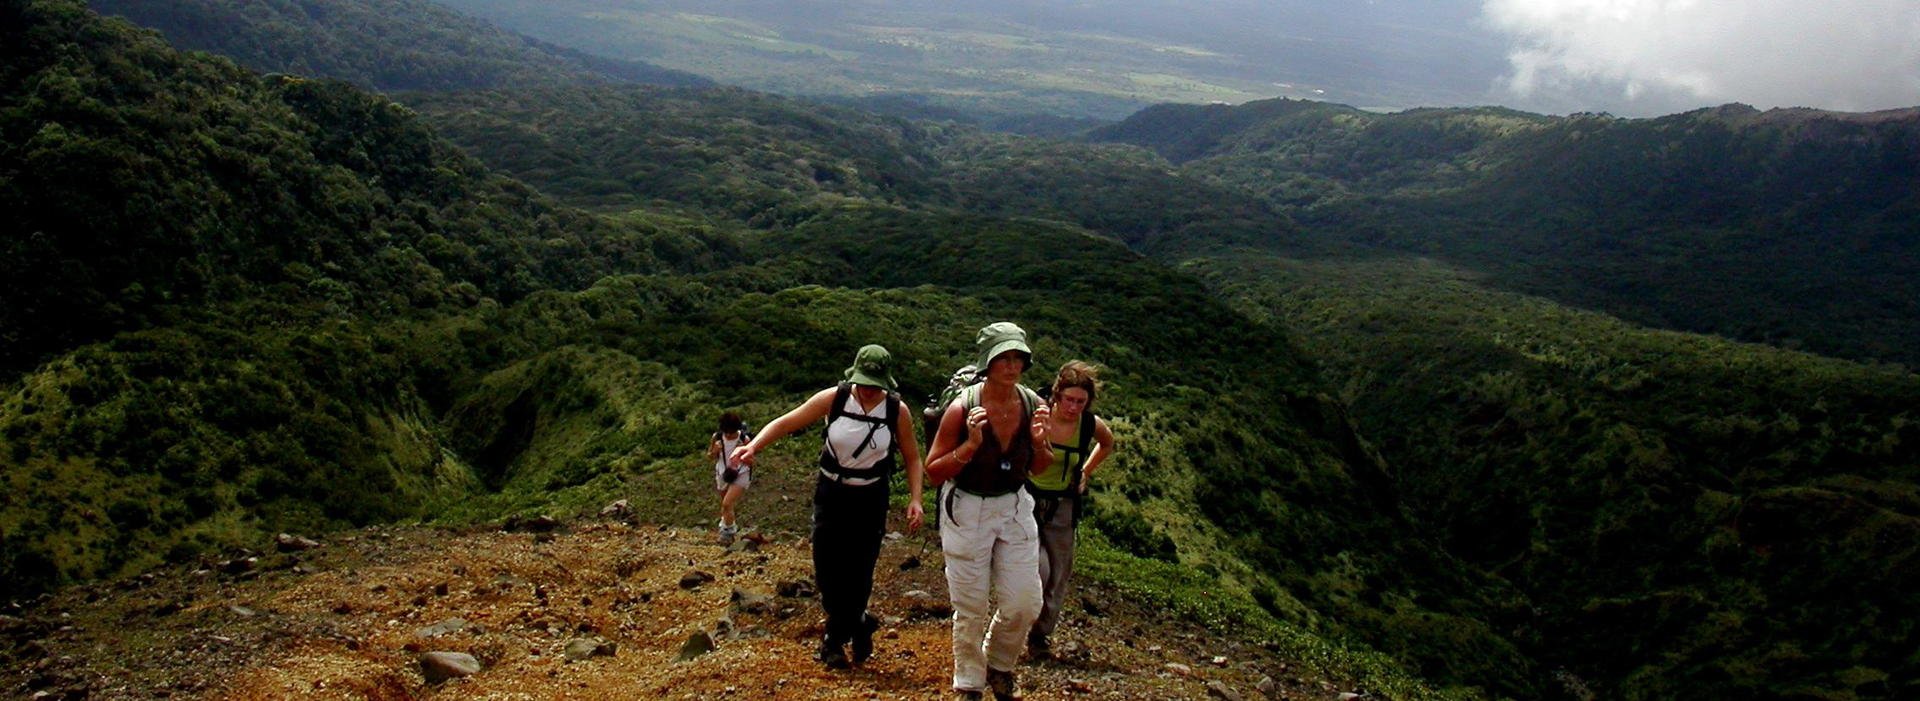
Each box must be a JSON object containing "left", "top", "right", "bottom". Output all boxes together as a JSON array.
[
  {"left": 83, "top": 0, "right": 710, "bottom": 91},
  {"left": 1090, "top": 98, "right": 1920, "bottom": 369}
]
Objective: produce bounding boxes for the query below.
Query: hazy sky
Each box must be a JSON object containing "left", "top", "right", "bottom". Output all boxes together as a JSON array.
[{"left": 1481, "top": 0, "right": 1920, "bottom": 115}]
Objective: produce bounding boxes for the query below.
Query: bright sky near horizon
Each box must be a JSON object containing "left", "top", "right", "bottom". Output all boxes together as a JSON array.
[{"left": 1481, "top": 0, "right": 1920, "bottom": 114}]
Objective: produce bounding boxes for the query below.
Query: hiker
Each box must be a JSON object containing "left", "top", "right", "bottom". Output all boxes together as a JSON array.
[
  {"left": 729, "top": 344, "right": 925, "bottom": 670},
  {"left": 926, "top": 322, "right": 1053, "bottom": 700},
  {"left": 1025, "top": 361, "right": 1115, "bottom": 660},
  {"left": 707, "top": 412, "right": 754, "bottom": 544}
]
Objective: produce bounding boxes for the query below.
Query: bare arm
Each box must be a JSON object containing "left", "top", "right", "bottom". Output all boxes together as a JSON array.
[
  {"left": 925, "top": 401, "right": 981, "bottom": 485},
  {"left": 1078, "top": 416, "right": 1117, "bottom": 494},
  {"left": 894, "top": 402, "right": 926, "bottom": 530},
  {"left": 729, "top": 387, "right": 837, "bottom": 466},
  {"left": 1027, "top": 401, "right": 1055, "bottom": 476}
]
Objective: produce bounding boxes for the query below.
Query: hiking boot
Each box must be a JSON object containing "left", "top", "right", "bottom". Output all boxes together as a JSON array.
[
  {"left": 716, "top": 520, "right": 738, "bottom": 545},
  {"left": 987, "top": 668, "right": 1022, "bottom": 700},
  {"left": 850, "top": 614, "right": 879, "bottom": 665},
  {"left": 1024, "top": 633, "right": 1051, "bottom": 663},
  {"left": 819, "top": 636, "right": 851, "bottom": 670}
]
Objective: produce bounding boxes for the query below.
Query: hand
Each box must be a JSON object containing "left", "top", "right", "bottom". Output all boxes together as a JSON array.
[
  {"left": 1029, "top": 404, "right": 1052, "bottom": 441},
  {"left": 964, "top": 406, "right": 989, "bottom": 446},
  {"left": 729, "top": 444, "right": 756, "bottom": 466},
  {"left": 905, "top": 501, "right": 925, "bottom": 532}
]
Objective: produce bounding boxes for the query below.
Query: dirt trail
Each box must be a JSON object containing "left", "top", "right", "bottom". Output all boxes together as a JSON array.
[{"left": 2, "top": 520, "right": 1352, "bottom": 700}]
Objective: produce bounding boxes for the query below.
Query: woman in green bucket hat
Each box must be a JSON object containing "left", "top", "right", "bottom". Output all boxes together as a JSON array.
[
  {"left": 925, "top": 322, "right": 1054, "bottom": 700},
  {"left": 730, "top": 344, "right": 926, "bottom": 670}
]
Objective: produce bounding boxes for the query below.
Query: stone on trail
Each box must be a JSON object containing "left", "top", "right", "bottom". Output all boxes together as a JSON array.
[
  {"left": 415, "top": 618, "right": 467, "bottom": 638},
  {"left": 676, "top": 631, "right": 715, "bottom": 661},
  {"left": 418, "top": 651, "right": 482, "bottom": 683},
  {"left": 1207, "top": 680, "right": 1244, "bottom": 701},
  {"left": 274, "top": 533, "right": 321, "bottom": 552},
  {"left": 563, "top": 637, "right": 617, "bottom": 662}
]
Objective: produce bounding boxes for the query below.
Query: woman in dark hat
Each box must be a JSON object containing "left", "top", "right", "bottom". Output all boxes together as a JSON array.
[{"left": 730, "top": 344, "right": 926, "bottom": 669}]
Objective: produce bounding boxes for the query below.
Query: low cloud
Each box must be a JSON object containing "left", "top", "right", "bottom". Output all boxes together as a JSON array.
[{"left": 1482, "top": 0, "right": 1920, "bottom": 114}]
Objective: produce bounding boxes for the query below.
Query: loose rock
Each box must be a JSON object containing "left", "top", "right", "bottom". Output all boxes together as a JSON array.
[
  {"left": 563, "top": 637, "right": 616, "bottom": 662},
  {"left": 1207, "top": 680, "right": 1244, "bottom": 701},
  {"left": 274, "top": 533, "right": 320, "bottom": 552},
  {"left": 415, "top": 618, "right": 468, "bottom": 639},
  {"left": 418, "top": 651, "right": 482, "bottom": 683},
  {"left": 676, "top": 631, "right": 715, "bottom": 661}
]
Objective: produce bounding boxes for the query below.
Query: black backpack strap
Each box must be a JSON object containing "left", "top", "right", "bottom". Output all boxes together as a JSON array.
[{"left": 820, "top": 383, "right": 898, "bottom": 481}]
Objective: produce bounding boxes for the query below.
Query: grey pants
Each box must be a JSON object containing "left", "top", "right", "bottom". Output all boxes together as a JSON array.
[{"left": 1030, "top": 496, "right": 1077, "bottom": 641}]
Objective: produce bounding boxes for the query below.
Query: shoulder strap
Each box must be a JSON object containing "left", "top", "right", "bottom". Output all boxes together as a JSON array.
[
  {"left": 1071, "top": 411, "right": 1095, "bottom": 488},
  {"left": 1017, "top": 385, "right": 1041, "bottom": 418},
  {"left": 828, "top": 381, "right": 854, "bottom": 423}
]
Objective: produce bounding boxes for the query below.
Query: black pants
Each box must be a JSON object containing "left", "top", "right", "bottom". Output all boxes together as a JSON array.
[{"left": 812, "top": 475, "right": 890, "bottom": 644}]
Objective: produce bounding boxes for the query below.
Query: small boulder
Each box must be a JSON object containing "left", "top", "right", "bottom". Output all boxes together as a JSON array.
[
  {"left": 274, "top": 533, "right": 321, "bottom": 552},
  {"left": 679, "top": 571, "right": 715, "bottom": 590},
  {"left": 599, "top": 500, "right": 634, "bottom": 522},
  {"left": 776, "top": 579, "right": 816, "bottom": 598},
  {"left": 1206, "top": 680, "right": 1244, "bottom": 701},
  {"left": 563, "top": 637, "right": 616, "bottom": 662},
  {"left": 676, "top": 631, "right": 715, "bottom": 661},
  {"left": 415, "top": 618, "right": 468, "bottom": 639},
  {"left": 1165, "top": 662, "right": 1192, "bottom": 677},
  {"left": 418, "top": 651, "right": 482, "bottom": 683},
  {"left": 729, "top": 587, "right": 775, "bottom": 616}
]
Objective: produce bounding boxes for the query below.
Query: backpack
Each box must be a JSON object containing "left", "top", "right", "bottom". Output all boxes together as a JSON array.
[
  {"left": 920, "top": 364, "right": 982, "bottom": 444},
  {"left": 1029, "top": 410, "right": 1096, "bottom": 499},
  {"left": 1028, "top": 410, "right": 1096, "bottom": 529},
  {"left": 819, "top": 381, "right": 902, "bottom": 482},
  {"left": 713, "top": 427, "right": 755, "bottom": 448}
]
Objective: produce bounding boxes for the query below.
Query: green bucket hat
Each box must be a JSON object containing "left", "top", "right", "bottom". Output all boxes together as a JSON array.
[
  {"left": 974, "top": 322, "right": 1033, "bottom": 372},
  {"left": 843, "top": 344, "right": 898, "bottom": 390}
]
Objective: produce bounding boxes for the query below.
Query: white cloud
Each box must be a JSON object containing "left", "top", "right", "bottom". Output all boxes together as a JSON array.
[{"left": 1481, "top": 0, "right": 1920, "bottom": 114}]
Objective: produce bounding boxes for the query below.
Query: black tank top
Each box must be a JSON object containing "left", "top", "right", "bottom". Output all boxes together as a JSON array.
[{"left": 955, "top": 388, "right": 1034, "bottom": 496}]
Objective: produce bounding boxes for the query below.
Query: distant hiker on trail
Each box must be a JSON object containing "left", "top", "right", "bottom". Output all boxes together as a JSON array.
[
  {"left": 1025, "top": 361, "right": 1115, "bottom": 661},
  {"left": 729, "top": 344, "right": 926, "bottom": 670},
  {"left": 707, "top": 412, "right": 754, "bottom": 544},
  {"left": 926, "top": 322, "right": 1053, "bottom": 701}
]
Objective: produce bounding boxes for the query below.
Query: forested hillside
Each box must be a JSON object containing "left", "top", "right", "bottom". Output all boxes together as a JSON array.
[
  {"left": 84, "top": 0, "right": 709, "bottom": 91},
  {"left": 8, "top": 0, "right": 1920, "bottom": 699},
  {"left": 1191, "top": 252, "right": 1920, "bottom": 699},
  {"left": 2, "top": 2, "right": 1505, "bottom": 698},
  {"left": 0, "top": 0, "right": 724, "bottom": 591},
  {"left": 410, "top": 76, "right": 1920, "bottom": 697},
  {"left": 1091, "top": 98, "right": 1920, "bottom": 368}
]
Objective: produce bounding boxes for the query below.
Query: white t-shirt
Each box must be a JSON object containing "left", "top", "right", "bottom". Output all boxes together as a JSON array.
[
  {"left": 823, "top": 392, "right": 895, "bottom": 484},
  {"left": 714, "top": 433, "right": 746, "bottom": 472}
]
